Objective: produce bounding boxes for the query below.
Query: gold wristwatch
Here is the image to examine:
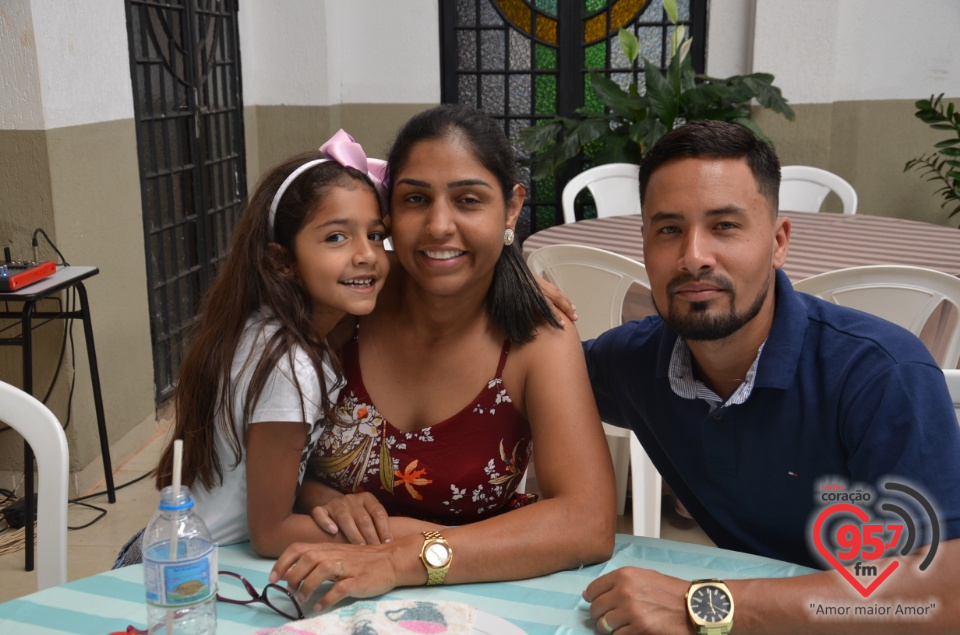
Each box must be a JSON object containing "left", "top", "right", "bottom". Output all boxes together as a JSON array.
[
  {"left": 419, "top": 531, "right": 452, "bottom": 585},
  {"left": 686, "top": 579, "right": 734, "bottom": 634}
]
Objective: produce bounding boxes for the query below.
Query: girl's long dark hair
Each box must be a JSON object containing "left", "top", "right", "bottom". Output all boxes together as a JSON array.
[
  {"left": 155, "top": 152, "right": 379, "bottom": 490},
  {"left": 386, "top": 104, "right": 561, "bottom": 343}
]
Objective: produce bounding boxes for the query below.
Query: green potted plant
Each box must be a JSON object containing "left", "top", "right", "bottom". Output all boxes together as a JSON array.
[
  {"left": 518, "top": 0, "right": 795, "bottom": 184},
  {"left": 905, "top": 93, "right": 960, "bottom": 225}
]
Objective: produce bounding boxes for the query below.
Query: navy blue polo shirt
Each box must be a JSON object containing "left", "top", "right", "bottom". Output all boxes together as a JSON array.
[{"left": 584, "top": 269, "right": 960, "bottom": 568}]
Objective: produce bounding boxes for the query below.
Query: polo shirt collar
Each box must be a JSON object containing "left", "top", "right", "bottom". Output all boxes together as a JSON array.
[{"left": 754, "top": 268, "right": 806, "bottom": 389}]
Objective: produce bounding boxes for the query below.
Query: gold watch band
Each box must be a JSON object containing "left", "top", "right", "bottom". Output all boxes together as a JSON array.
[{"left": 420, "top": 531, "right": 452, "bottom": 586}]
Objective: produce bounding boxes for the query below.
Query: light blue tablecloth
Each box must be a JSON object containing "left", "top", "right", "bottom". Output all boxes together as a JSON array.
[{"left": 0, "top": 534, "right": 816, "bottom": 634}]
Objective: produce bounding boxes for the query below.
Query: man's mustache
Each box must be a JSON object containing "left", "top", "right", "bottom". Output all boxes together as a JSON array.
[{"left": 666, "top": 273, "right": 734, "bottom": 296}]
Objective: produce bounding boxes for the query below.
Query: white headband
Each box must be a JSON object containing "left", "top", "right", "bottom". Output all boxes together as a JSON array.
[{"left": 268, "top": 158, "right": 330, "bottom": 233}]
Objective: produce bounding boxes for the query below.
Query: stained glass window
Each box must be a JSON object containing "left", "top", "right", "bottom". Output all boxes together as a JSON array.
[{"left": 440, "top": 0, "right": 707, "bottom": 237}]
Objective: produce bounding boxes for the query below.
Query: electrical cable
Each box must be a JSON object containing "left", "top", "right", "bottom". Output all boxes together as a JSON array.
[
  {"left": 32, "top": 228, "right": 69, "bottom": 266},
  {"left": 64, "top": 470, "right": 156, "bottom": 530}
]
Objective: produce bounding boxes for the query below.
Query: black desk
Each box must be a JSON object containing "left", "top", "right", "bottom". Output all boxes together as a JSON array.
[{"left": 0, "top": 265, "right": 115, "bottom": 572}]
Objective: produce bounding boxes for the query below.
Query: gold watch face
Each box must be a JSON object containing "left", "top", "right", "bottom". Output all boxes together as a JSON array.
[
  {"left": 424, "top": 541, "right": 450, "bottom": 567},
  {"left": 688, "top": 584, "right": 733, "bottom": 623}
]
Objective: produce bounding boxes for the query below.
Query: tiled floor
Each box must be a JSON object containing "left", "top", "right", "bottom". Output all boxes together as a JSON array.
[{"left": 0, "top": 428, "right": 712, "bottom": 604}]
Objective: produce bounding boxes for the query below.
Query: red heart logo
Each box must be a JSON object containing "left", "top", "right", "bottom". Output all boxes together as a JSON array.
[{"left": 812, "top": 503, "right": 900, "bottom": 597}]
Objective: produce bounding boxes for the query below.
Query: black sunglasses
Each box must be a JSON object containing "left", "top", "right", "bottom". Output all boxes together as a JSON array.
[{"left": 216, "top": 569, "right": 305, "bottom": 621}]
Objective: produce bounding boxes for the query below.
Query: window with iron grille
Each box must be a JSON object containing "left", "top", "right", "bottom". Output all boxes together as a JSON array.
[
  {"left": 124, "top": 0, "right": 247, "bottom": 400},
  {"left": 440, "top": 0, "right": 707, "bottom": 238}
]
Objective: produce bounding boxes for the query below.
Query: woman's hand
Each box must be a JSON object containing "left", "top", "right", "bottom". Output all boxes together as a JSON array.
[
  {"left": 269, "top": 541, "right": 406, "bottom": 611},
  {"left": 310, "top": 492, "right": 393, "bottom": 545}
]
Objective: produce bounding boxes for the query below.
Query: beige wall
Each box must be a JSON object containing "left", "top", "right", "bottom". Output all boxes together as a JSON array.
[
  {"left": 0, "top": 119, "right": 157, "bottom": 493},
  {"left": 754, "top": 100, "right": 960, "bottom": 225},
  {"left": 245, "top": 103, "right": 435, "bottom": 184}
]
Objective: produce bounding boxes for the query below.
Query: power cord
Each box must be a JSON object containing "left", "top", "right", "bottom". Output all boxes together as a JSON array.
[
  {"left": 0, "top": 471, "right": 157, "bottom": 532},
  {"left": 67, "top": 471, "right": 154, "bottom": 530}
]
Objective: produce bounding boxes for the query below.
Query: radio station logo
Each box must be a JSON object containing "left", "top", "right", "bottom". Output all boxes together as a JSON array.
[{"left": 810, "top": 479, "right": 940, "bottom": 598}]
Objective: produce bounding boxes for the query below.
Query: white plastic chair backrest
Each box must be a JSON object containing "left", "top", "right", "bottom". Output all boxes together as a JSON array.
[
  {"left": 527, "top": 244, "right": 662, "bottom": 537},
  {"left": 944, "top": 369, "right": 960, "bottom": 424},
  {"left": 793, "top": 265, "right": 960, "bottom": 368},
  {"left": 779, "top": 165, "right": 858, "bottom": 215},
  {"left": 561, "top": 163, "right": 641, "bottom": 224},
  {"left": 0, "top": 380, "right": 69, "bottom": 590},
  {"left": 526, "top": 243, "right": 650, "bottom": 339}
]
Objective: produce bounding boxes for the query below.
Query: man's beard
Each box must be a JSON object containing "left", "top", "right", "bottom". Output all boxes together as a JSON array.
[{"left": 654, "top": 271, "right": 772, "bottom": 341}]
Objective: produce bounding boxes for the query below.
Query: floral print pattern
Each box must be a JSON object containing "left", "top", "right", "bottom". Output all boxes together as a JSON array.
[{"left": 308, "top": 339, "right": 536, "bottom": 522}]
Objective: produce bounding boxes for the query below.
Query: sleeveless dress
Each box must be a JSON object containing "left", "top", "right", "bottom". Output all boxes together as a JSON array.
[{"left": 308, "top": 331, "right": 536, "bottom": 522}]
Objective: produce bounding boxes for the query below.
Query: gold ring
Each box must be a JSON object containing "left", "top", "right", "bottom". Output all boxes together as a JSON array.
[
  {"left": 334, "top": 560, "right": 345, "bottom": 581},
  {"left": 599, "top": 615, "right": 615, "bottom": 633}
]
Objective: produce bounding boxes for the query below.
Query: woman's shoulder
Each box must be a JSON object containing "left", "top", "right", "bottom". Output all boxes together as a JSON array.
[{"left": 508, "top": 317, "right": 582, "bottom": 366}]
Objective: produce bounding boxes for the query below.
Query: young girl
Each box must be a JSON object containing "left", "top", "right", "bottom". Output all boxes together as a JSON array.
[{"left": 115, "top": 131, "right": 390, "bottom": 564}]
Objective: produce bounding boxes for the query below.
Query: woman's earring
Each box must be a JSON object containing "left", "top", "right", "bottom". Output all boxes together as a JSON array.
[{"left": 503, "top": 228, "right": 515, "bottom": 246}]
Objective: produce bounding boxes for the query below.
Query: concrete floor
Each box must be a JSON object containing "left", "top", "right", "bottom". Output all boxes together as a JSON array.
[{"left": 0, "top": 427, "right": 713, "bottom": 604}]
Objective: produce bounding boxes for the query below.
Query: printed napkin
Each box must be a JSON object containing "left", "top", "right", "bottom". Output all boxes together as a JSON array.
[{"left": 251, "top": 599, "right": 477, "bottom": 635}]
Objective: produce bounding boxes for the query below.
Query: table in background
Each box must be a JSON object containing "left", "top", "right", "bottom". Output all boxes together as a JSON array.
[
  {"left": 0, "top": 266, "right": 116, "bottom": 573},
  {"left": 523, "top": 213, "right": 960, "bottom": 281},
  {"left": 0, "top": 534, "right": 815, "bottom": 635}
]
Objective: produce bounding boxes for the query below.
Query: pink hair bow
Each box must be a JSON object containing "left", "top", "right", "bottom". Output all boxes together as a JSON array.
[
  {"left": 319, "top": 129, "right": 388, "bottom": 193},
  {"left": 269, "top": 130, "right": 388, "bottom": 231}
]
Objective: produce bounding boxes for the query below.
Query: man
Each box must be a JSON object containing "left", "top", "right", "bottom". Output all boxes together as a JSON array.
[{"left": 581, "top": 120, "right": 960, "bottom": 634}]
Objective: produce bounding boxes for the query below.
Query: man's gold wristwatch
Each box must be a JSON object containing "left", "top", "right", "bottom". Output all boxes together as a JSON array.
[
  {"left": 686, "top": 579, "right": 734, "bottom": 634},
  {"left": 419, "top": 531, "right": 452, "bottom": 585}
]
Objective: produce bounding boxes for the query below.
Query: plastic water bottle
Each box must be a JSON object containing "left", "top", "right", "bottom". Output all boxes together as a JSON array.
[{"left": 143, "top": 485, "right": 218, "bottom": 634}]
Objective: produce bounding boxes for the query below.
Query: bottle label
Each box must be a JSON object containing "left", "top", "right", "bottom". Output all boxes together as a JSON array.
[{"left": 144, "top": 538, "right": 218, "bottom": 608}]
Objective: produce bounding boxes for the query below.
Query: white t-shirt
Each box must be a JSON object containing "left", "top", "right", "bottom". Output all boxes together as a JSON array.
[{"left": 191, "top": 310, "right": 339, "bottom": 545}]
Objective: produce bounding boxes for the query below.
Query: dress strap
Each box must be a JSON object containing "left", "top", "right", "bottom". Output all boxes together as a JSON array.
[{"left": 494, "top": 340, "right": 511, "bottom": 378}]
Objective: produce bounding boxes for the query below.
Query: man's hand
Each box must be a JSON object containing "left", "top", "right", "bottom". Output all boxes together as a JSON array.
[
  {"left": 583, "top": 566, "right": 694, "bottom": 635},
  {"left": 534, "top": 274, "right": 578, "bottom": 324},
  {"left": 310, "top": 492, "right": 392, "bottom": 545}
]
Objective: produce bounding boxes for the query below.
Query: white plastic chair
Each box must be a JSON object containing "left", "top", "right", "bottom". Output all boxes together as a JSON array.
[
  {"left": 526, "top": 244, "right": 662, "bottom": 537},
  {"left": 779, "top": 165, "right": 858, "bottom": 215},
  {"left": 0, "top": 380, "right": 69, "bottom": 590},
  {"left": 561, "top": 163, "right": 641, "bottom": 224},
  {"left": 943, "top": 369, "right": 960, "bottom": 423},
  {"left": 794, "top": 265, "right": 960, "bottom": 369}
]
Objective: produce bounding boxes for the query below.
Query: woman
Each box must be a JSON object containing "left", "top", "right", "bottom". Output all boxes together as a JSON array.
[{"left": 271, "top": 104, "right": 616, "bottom": 610}]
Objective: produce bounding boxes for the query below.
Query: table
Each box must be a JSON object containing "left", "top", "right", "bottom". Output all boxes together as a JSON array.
[
  {"left": 523, "top": 213, "right": 960, "bottom": 282},
  {"left": 0, "top": 535, "right": 815, "bottom": 634},
  {"left": 0, "top": 266, "right": 116, "bottom": 573}
]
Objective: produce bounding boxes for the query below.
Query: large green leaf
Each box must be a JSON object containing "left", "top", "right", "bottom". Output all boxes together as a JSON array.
[
  {"left": 518, "top": 121, "right": 562, "bottom": 153},
  {"left": 663, "top": 0, "right": 678, "bottom": 25},
  {"left": 590, "top": 72, "right": 644, "bottom": 119},
  {"left": 643, "top": 58, "right": 678, "bottom": 129},
  {"left": 619, "top": 28, "right": 639, "bottom": 65},
  {"left": 736, "top": 74, "right": 795, "bottom": 120},
  {"left": 594, "top": 133, "right": 642, "bottom": 166}
]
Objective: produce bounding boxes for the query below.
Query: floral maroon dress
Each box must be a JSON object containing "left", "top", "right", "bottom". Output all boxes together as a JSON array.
[{"left": 308, "top": 333, "right": 536, "bottom": 522}]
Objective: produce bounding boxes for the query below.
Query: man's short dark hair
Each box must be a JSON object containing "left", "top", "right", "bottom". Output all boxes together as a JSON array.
[{"left": 639, "top": 121, "right": 781, "bottom": 213}]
